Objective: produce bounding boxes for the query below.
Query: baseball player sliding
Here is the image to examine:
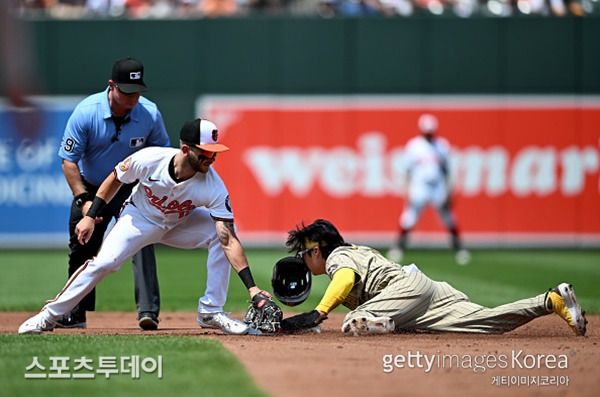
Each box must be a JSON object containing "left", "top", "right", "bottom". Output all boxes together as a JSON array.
[
  {"left": 387, "top": 113, "right": 470, "bottom": 265},
  {"left": 279, "top": 219, "right": 587, "bottom": 337},
  {"left": 19, "top": 118, "right": 280, "bottom": 335}
]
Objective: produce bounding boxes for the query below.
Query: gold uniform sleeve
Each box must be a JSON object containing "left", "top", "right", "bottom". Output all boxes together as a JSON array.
[{"left": 315, "top": 267, "right": 356, "bottom": 314}]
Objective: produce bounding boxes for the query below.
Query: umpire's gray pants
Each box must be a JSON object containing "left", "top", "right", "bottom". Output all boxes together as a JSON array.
[{"left": 132, "top": 245, "right": 160, "bottom": 315}]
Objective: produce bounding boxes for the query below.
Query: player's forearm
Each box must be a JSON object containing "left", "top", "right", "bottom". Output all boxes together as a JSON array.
[
  {"left": 215, "top": 220, "right": 247, "bottom": 270},
  {"left": 215, "top": 220, "right": 262, "bottom": 296},
  {"left": 223, "top": 241, "right": 251, "bottom": 273},
  {"left": 315, "top": 267, "right": 355, "bottom": 314},
  {"left": 95, "top": 171, "right": 123, "bottom": 203},
  {"left": 84, "top": 172, "right": 122, "bottom": 220},
  {"left": 231, "top": 253, "right": 261, "bottom": 297}
]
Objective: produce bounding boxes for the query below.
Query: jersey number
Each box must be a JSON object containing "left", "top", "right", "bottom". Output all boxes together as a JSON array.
[{"left": 63, "top": 138, "right": 75, "bottom": 153}]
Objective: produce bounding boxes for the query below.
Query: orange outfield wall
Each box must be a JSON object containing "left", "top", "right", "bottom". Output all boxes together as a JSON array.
[{"left": 199, "top": 96, "right": 600, "bottom": 247}]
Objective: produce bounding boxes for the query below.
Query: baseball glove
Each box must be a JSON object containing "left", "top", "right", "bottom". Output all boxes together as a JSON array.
[{"left": 243, "top": 290, "right": 283, "bottom": 334}]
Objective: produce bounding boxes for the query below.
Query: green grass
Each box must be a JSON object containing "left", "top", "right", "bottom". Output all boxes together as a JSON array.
[
  {"left": 0, "top": 247, "right": 598, "bottom": 313},
  {"left": 0, "top": 334, "right": 266, "bottom": 397},
  {"left": 1, "top": 247, "right": 598, "bottom": 397}
]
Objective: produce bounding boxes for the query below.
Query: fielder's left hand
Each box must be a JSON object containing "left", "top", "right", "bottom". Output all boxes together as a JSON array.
[{"left": 75, "top": 216, "right": 102, "bottom": 245}]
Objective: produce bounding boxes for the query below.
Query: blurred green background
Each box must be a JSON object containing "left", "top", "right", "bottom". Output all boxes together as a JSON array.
[{"left": 11, "top": 17, "right": 600, "bottom": 140}]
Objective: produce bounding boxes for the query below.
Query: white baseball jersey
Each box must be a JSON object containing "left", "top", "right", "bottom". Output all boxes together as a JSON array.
[
  {"left": 403, "top": 135, "right": 450, "bottom": 185},
  {"left": 116, "top": 146, "right": 233, "bottom": 225},
  {"left": 41, "top": 146, "right": 236, "bottom": 321}
]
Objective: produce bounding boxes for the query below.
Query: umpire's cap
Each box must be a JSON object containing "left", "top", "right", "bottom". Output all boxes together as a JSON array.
[
  {"left": 112, "top": 58, "right": 147, "bottom": 94},
  {"left": 272, "top": 257, "right": 312, "bottom": 306}
]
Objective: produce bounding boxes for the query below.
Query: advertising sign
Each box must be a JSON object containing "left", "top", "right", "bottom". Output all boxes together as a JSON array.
[
  {"left": 0, "top": 97, "right": 81, "bottom": 247},
  {"left": 198, "top": 95, "right": 600, "bottom": 247}
]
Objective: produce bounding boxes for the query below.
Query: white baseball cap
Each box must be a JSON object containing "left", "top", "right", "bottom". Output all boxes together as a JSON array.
[
  {"left": 418, "top": 114, "right": 439, "bottom": 134},
  {"left": 180, "top": 118, "right": 230, "bottom": 152}
]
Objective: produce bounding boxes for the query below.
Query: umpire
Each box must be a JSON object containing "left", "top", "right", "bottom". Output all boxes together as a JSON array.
[{"left": 57, "top": 57, "right": 170, "bottom": 330}]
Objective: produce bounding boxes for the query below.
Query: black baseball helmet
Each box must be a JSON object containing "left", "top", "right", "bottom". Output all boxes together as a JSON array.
[{"left": 271, "top": 257, "right": 312, "bottom": 307}]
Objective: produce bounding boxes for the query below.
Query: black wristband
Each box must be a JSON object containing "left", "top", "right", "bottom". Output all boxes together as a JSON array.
[
  {"left": 86, "top": 196, "right": 106, "bottom": 219},
  {"left": 74, "top": 192, "right": 92, "bottom": 208},
  {"left": 238, "top": 267, "right": 256, "bottom": 289}
]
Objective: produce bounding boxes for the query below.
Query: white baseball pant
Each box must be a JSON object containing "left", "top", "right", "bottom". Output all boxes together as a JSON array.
[
  {"left": 42, "top": 204, "right": 230, "bottom": 321},
  {"left": 400, "top": 180, "right": 455, "bottom": 230}
]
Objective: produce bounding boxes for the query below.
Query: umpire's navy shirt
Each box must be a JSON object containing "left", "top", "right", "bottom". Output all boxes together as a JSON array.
[{"left": 58, "top": 87, "right": 170, "bottom": 186}]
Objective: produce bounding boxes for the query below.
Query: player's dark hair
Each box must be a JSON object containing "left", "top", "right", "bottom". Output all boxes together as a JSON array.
[{"left": 286, "top": 219, "right": 350, "bottom": 259}]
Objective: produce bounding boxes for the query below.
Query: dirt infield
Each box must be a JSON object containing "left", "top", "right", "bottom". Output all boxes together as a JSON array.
[{"left": 2, "top": 312, "right": 599, "bottom": 397}]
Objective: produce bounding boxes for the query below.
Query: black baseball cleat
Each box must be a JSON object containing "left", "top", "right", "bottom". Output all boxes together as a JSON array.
[
  {"left": 55, "top": 311, "right": 87, "bottom": 329},
  {"left": 138, "top": 312, "right": 159, "bottom": 331}
]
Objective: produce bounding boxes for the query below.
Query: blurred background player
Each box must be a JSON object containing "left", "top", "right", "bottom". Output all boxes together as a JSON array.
[
  {"left": 387, "top": 113, "right": 470, "bottom": 265},
  {"left": 57, "top": 57, "right": 170, "bottom": 330},
  {"left": 0, "top": 1, "right": 43, "bottom": 140}
]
